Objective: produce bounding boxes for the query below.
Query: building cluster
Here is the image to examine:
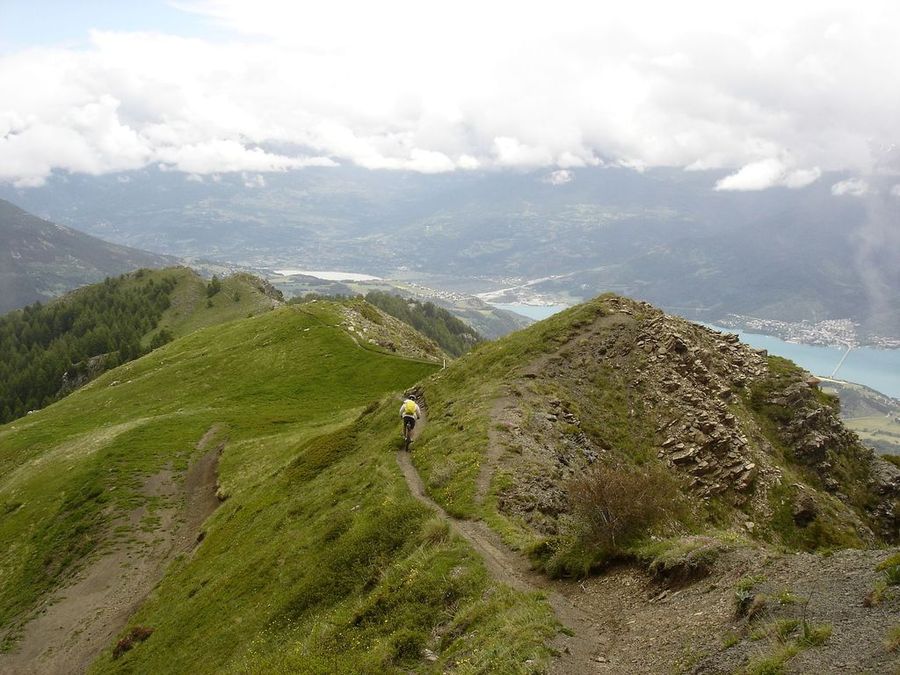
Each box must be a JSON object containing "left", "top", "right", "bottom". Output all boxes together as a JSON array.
[
  {"left": 719, "top": 315, "right": 861, "bottom": 347},
  {"left": 402, "top": 281, "right": 470, "bottom": 305}
]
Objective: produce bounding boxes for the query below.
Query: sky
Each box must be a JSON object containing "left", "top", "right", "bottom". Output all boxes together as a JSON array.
[{"left": 1, "top": 0, "right": 899, "bottom": 194}]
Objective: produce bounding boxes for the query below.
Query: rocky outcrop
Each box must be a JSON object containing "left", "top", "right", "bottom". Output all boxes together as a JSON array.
[
  {"left": 59, "top": 353, "right": 116, "bottom": 397},
  {"left": 750, "top": 360, "right": 899, "bottom": 539},
  {"left": 632, "top": 314, "right": 768, "bottom": 502},
  {"left": 482, "top": 295, "right": 897, "bottom": 545}
]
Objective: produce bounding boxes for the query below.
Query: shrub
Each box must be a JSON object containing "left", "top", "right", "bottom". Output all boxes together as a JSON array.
[
  {"left": 113, "top": 625, "right": 154, "bottom": 659},
  {"left": 567, "top": 461, "right": 677, "bottom": 558},
  {"left": 206, "top": 275, "right": 222, "bottom": 297},
  {"left": 638, "top": 536, "right": 723, "bottom": 582},
  {"left": 886, "top": 625, "right": 900, "bottom": 652},
  {"left": 877, "top": 553, "right": 900, "bottom": 586},
  {"left": 149, "top": 328, "right": 174, "bottom": 350},
  {"left": 884, "top": 564, "right": 900, "bottom": 586},
  {"left": 799, "top": 622, "right": 831, "bottom": 647}
]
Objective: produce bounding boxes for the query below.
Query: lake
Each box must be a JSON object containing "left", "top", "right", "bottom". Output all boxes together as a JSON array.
[
  {"left": 703, "top": 324, "right": 900, "bottom": 399},
  {"left": 489, "top": 302, "right": 570, "bottom": 321},
  {"left": 274, "top": 269, "right": 382, "bottom": 281}
]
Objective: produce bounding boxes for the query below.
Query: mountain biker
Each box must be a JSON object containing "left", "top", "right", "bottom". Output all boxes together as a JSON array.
[{"left": 400, "top": 395, "right": 421, "bottom": 439}]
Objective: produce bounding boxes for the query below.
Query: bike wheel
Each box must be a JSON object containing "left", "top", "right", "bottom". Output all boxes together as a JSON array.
[{"left": 404, "top": 420, "right": 413, "bottom": 451}]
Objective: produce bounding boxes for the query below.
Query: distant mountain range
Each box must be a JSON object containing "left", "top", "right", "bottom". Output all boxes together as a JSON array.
[
  {"left": 1, "top": 166, "right": 897, "bottom": 341},
  {"left": 0, "top": 199, "right": 175, "bottom": 315}
]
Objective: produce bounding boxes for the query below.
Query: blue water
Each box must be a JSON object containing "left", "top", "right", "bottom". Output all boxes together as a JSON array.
[
  {"left": 703, "top": 325, "right": 900, "bottom": 399},
  {"left": 490, "top": 302, "right": 570, "bottom": 321}
]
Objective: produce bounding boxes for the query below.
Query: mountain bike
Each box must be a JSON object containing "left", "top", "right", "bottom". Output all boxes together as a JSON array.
[{"left": 402, "top": 415, "right": 416, "bottom": 451}]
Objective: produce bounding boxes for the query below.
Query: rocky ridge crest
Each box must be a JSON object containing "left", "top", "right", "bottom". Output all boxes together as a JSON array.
[{"left": 489, "top": 295, "right": 898, "bottom": 546}]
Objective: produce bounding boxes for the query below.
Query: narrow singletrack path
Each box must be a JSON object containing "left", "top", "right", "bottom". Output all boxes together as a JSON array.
[{"left": 395, "top": 411, "right": 609, "bottom": 673}]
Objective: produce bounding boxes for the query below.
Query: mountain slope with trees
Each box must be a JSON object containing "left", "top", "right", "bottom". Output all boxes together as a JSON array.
[
  {"left": 363, "top": 291, "right": 483, "bottom": 357},
  {"left": 0, "top": 268, "right": 282, "bottom": 424}
]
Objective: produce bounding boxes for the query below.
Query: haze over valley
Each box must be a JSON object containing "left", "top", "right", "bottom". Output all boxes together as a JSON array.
[{"left": 3, "top": 163, "right": 898, "bottom": 350}]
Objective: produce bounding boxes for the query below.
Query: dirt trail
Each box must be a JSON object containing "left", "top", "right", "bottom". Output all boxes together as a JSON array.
[
  {"left": 0, "top": 428, "right": 224, "bottom": 675},
  {"left": 397, "top": 412, "right": 608, "bottom": 673},
  {"left": 475, "top": 395, "right": 515, "bottom": 506},
  {"left": 399, "top": 401, "right": 900, "bottom": 674}
]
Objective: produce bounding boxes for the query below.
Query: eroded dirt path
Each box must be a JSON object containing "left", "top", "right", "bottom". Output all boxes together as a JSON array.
[
  {"left": 0, "top": 428, "right": 224, "bottom": 675},
  {"left": 397, "top": 412, "right": 608, "bottom": 673}
]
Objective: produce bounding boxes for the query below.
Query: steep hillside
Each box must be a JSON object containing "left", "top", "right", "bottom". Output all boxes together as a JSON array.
[
  {"left": 0, "top": 199, "right": 175, "bottom": 315},
  {"left": 0, "top": 302, "right": 556, "bottom": 674},
  {"left": 363, "top": 291, "right": 483, "bottom": 357}
]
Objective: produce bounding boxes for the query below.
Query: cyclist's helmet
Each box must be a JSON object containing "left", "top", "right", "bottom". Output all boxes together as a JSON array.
[{"left": 407, "top": 394, "right": 416, "bottom": 401}]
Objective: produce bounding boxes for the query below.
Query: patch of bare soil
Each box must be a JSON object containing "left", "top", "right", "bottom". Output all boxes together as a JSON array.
[
  {"left": 0, "top": 428, "right": 224, "bottom": 675},
  {"left": 401, "top": 411, "right": 900, "bottom": 674}
]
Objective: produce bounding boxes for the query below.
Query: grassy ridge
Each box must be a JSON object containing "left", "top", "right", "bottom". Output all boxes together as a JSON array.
[
  {"left": 94, "top": 402, "right": 556, "bottom": 674},
  {"left": 1, "top": 301, "right": 558, "bottom": 671},
  {"left": 0, "top": 267, "right": 279, "bottom": 425}
]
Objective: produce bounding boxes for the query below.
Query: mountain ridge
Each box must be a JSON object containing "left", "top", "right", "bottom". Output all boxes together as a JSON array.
[{"left": 0, "top": 198, "right": 176, "bottom": 315}]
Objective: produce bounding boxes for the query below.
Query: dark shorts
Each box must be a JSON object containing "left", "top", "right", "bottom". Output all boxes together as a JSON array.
[{"left": 403, "top": 415, "right": 416, "bottom": 430}]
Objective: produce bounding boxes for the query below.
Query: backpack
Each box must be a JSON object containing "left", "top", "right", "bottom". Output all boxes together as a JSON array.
[{"left": 403, "top": 400, "right": 417, "bottom": 415}]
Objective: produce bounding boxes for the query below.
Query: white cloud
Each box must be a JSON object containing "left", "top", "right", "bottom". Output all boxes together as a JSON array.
[
  {"left": 243, "top": 173, "right": 265, "bottom": 188},
  {"left": 715, "top": 158, "right": 821, "bottom": 191},
  {"left": 153, "top": 139, "right": 333, "bottom": 174},
  {"left": 831, "top": 178, "right": 871, "bottom": 196},
  {"left": 543, "top": 170, "right": 574, "bottom": 185},
  {"left": 1, "top": 1, "right": 900, "bottom": 185},
  {"left": 783, "top": 167, "right": 822, "bottom": 188},
  {"left": 891, "top": 184, "right": 900, "bottom": 197}
]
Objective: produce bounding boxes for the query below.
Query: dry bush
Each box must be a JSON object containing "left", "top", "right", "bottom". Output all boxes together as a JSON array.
[
  {"left": 112, "top": 625, "right": 154, "bottom": 659},
  {"left": 568, "top": 461, "right": 677, "bottom": 555}
]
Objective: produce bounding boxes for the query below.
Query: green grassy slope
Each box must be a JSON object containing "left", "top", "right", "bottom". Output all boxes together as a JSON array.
[
  {"left": 0, "top": 267, "right": 281, "bottom": 424},
  {"left": 152, "top": 270, "right": 281, "bottom": 342},
  {"left": 0, "top": 302, "right": 556, "bottom": 672}
]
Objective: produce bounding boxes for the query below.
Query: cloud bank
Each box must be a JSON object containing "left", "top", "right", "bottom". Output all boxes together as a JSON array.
[{"left": 1, "top": 0, "right": 899, "bottom": 187}]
